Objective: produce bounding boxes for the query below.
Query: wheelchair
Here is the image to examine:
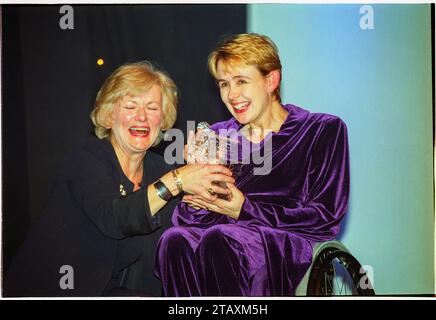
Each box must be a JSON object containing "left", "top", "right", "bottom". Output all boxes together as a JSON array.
[{"left": 295, "top": 240, "right": 375, "bottom": 296}]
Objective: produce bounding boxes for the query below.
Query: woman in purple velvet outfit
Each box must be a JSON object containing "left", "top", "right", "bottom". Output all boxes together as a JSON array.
[{"left": 154, "top": 33, "right": 350, "bottom": 296}]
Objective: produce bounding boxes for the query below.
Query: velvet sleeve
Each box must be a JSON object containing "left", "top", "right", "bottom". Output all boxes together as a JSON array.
[
  {"left": 238, "top": 118, "right": 350, "bottom": 238},
  {"left": 66, "top": 149, "right": 163, "bottom": 240}
]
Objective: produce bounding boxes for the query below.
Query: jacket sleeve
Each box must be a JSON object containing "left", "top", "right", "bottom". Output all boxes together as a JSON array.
[
  {"left": 237, "top": 118, "right": 350, "bottom": 238},
  {"left": 65, "top": 148, "right": 164, "bottom": 240}
]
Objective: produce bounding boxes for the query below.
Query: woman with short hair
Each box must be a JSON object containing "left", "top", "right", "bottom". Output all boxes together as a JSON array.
[{"left": 155, "top": 34, "right": 350, "bottom": 296}]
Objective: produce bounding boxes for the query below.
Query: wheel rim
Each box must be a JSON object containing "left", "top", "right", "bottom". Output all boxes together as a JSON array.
[{"left": 307, "top": 248, "right": 375, "bottom": 296}]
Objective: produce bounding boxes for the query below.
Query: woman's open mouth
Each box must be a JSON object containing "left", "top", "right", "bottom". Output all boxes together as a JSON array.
[
  {"left": 233, "top": 102, "right": 250, "bottom": 114},
  {"left": 129, "top": 126, "right": 150, "bottom": 137}
]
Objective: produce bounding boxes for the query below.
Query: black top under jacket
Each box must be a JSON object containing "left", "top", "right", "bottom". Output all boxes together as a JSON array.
[{"left": 5, "top": 135, "right": 178, "bottom": 297}]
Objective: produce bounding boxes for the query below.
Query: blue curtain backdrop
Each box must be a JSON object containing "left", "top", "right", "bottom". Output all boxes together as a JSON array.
[{"left": 248, "top": 4, "right": 434, "bottom": 295}]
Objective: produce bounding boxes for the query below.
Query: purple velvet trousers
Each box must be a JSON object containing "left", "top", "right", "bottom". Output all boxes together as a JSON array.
[{"left": 154, "top": 224, "right": 269, "bottom": 297}]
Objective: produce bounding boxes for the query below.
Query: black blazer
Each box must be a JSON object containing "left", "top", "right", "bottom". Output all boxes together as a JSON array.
[{"left": 5, "top": 135, "right": 177, "bottom": 296}]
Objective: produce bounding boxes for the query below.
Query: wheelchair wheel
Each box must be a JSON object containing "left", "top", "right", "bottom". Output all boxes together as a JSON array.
[{"left": 306, "top": 247, "right": 375, "bottom": 296}]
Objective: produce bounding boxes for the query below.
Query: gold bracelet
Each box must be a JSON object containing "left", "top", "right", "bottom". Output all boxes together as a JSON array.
[{"left": 172, "top": 169, "right": 183, "bottom": 194}]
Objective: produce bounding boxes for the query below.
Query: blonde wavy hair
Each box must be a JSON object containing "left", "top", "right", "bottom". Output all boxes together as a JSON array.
[
  {"left": 208, "top": 33, "right": 282, "bottom": 102},
  {"left": 90, "top": 61, "right": 178, "bottom": 141}
]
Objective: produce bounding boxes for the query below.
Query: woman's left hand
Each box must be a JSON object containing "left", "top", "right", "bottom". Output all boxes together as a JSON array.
[{"left": 182, "top": 183, "right": 245, "bottom": 220}]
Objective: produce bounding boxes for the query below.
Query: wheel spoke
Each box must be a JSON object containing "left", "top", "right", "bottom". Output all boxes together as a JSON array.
[
  {"left": 339, "top": 260, "right": 347, "bottom": 295},
  {"left": 333, "top": 261, "right": 340, "bottom": 294}
]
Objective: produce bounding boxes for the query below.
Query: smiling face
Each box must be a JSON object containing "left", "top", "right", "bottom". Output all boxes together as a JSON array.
[
  {"left": 109, "top": 84, "right": 163, "bottom": 156},
  {"left": 216, "top": 60, "right": 274, "bottom": 126}
]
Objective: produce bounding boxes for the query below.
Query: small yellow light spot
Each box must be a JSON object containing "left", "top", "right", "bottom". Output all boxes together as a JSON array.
[{"left": 97, "top": 58, "right": 104, "bottom": 66}]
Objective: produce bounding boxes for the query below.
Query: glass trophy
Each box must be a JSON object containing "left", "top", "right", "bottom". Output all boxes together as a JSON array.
[{"left": 188, "top": 122, "right": 240, "bottom": 201}]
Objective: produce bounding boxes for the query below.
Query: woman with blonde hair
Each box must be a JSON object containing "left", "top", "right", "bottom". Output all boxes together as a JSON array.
[
  {"left": 5, "top": 61, "right": 234, "bottom": 296},
  {"left": 155, "top": 34, "right": 350, "bottom": 296}
]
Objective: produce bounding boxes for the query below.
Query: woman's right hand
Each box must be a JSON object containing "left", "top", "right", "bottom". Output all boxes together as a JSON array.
[{"left": 178, "top": 164, "right": 235, "bottom": 201}]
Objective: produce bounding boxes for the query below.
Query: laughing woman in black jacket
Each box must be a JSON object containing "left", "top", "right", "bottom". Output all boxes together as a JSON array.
[{"left": 5, "top": 61, "right": 234, "bottom": 297}]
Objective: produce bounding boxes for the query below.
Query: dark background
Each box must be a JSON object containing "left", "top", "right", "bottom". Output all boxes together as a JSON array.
[{"left": 2, "top": 4, "right": 246, "bottom": 275}]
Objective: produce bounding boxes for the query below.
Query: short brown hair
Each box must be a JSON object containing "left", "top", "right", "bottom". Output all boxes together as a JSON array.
[
  {"left": 208, "top": 33, "right": 282, "bottom": 102},
  {"left": 91, "top": 61, "right": 178, "bottom": 139}
]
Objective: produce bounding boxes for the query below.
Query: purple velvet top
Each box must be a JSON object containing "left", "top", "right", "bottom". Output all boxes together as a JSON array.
[{"left": 172, "top": 104, "right": 350, "bottom": 294}]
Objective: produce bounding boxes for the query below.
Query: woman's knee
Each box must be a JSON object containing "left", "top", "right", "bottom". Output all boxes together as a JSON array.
[
  {"left": 198, "top": 224, "right": 239, "bottom": 252},
  {"left": 157, "top": 226, "right": 193, "bottom": 253}
]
